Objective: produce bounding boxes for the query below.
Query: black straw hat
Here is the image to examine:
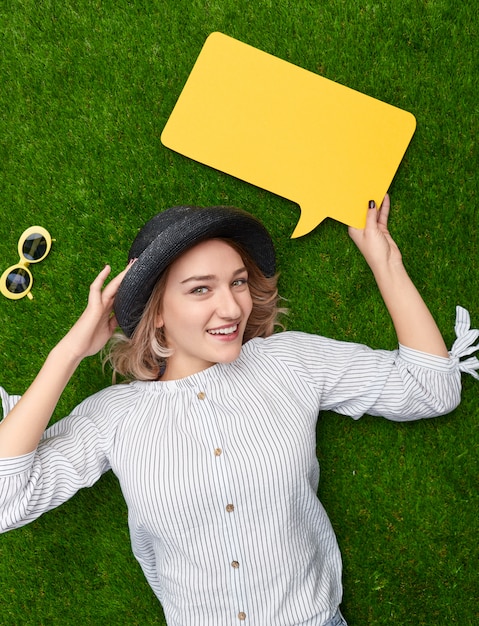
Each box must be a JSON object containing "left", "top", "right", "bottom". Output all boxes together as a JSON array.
[{"left": 114, "top": 205, "right": 276, "bottom": 337}]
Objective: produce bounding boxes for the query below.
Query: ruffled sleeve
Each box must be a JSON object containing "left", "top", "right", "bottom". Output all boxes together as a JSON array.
[
  {"left": 449, "top": 306, "right": 479, "bottom": 380},
  {"left": 0, "top": 387, "right": 21, "bottom": 419},
  {"left": 0, "top": 384, "right": 135, "bottom": 532}
]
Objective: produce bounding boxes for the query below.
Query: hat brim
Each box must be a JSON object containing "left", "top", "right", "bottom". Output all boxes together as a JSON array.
[{"left": 114, "top": 206, "right": 276, "bottom": 337}]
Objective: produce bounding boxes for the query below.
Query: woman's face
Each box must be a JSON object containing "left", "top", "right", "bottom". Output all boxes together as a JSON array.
[{"left": 157, "top": 239, "right": 253, "bottom": 380}]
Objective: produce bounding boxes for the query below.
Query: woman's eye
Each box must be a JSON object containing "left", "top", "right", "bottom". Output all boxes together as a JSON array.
[
  {"left": 232, "top": 278, "right": 248, "bottom": 288},
  {"left": 191, "top": 286, "right": 209, "bottom": 295}
]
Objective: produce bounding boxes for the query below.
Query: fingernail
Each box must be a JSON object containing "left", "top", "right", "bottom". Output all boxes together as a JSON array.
[{"left": 368, "top": 200, "right": 376, "bottom": 209}]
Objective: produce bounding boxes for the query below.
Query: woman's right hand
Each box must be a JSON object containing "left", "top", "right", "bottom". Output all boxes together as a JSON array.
[
  {"left": 0, "top": 264, "right": 132, "bottom": 458},
  {"left": 61, "top": 264, "right": 130, "bottom": 361}
]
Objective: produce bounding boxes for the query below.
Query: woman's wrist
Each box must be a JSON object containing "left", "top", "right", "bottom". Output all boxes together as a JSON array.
[
  {"left": 49, "top": 338, "right": 84, "bottom": 371},
  {"left": 371, "top": 261, "right": 448, "bottom": 357}
]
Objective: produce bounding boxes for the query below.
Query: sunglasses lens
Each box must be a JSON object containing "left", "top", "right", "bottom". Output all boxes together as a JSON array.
[
  {"left": 23, "top": 233, "right": 48, "bottom": 261},
  {"left": 6, "top": 268, "right": 31, "bottom": 294}
]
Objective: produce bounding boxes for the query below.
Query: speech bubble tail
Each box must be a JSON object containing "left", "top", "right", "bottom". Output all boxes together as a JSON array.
[
  {"left": 291, "top": 197, "right": 373, "bottom": 238},
  {"left": 290, "top": 205, "right": 329, "bottom": 238}
]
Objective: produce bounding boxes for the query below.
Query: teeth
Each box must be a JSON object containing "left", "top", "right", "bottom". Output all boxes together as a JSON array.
[{"left": 208, "top": 325, "right": 237, "bottom": 335}]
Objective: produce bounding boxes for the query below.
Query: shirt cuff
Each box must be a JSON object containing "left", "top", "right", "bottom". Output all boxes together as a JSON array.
[
  {"left": 398, "top": 306, "right": 479, "bottom": 379},
  {"left": 398, "top": 343, "right": 456, "bottom": 373}
]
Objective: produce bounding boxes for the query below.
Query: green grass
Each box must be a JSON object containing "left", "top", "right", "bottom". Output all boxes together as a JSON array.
[{"left": 0, "top": 0, "right": 478, "bottom": 624}]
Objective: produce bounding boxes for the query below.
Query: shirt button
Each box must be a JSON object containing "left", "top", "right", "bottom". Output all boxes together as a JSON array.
[
  {"left": 226, "top": 503, "right": 235, "bottom": 513},
  {"left": 197, "top": 391, "right": 206, "bottom": 400},
  {"left": 238, "top": 612, "right": 246, "bottom": 621},
  {"left": 214, "top": 448, "right": 222, "bottom": 457},
  {"left": 231, "top": 560, "right": 240, "bottom": 569}
]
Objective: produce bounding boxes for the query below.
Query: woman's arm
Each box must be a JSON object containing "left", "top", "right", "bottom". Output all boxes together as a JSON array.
[
  {"left": 0, "top": 264, "right": 129, "bottom": 458},
  {"left": 348, "top": 195, "right": 449, "bottom": 358}
]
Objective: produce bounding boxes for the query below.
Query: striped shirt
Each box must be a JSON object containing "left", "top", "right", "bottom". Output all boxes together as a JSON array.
[{"left": 0, "top": 319, "right": 473, "bottom": 626}]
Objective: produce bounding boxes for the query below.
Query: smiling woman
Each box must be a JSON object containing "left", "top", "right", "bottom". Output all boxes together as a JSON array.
[
  {"left": 0, "top": 200, "right": 478, "bottom": 626},
  {"left": 106, "top": 208, "right": 283, "bottom": 382}
]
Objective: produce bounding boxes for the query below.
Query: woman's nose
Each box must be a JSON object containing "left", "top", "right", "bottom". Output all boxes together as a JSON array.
[{"left": 216, "top": 287, "right": 241, "bottom": 319}]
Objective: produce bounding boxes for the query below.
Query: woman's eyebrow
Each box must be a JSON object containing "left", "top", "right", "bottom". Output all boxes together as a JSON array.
[
  {"left": 180, "top": 274, "right": 216, "bottom": 284},
  {"left": 180, "top": 267, "right": 247, "bottom": 284}
]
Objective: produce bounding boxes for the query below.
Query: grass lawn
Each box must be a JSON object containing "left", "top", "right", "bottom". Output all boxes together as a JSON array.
[{"left": 0, "top": 0, "right": 478, "bottom": 624}]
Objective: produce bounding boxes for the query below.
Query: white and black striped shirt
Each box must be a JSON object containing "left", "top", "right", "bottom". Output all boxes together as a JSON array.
[{"left": 1, "top": 311, "right": 476, "bottom": 626}]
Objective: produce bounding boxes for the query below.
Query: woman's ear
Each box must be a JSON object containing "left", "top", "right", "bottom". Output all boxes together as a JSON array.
[{"left": 156, "top": 310, "right": 164, "bottom": 329}]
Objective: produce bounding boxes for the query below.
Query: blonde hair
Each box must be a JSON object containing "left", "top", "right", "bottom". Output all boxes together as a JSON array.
[{"left": 105, "top": 239, "right": 285, "bottom": 382}]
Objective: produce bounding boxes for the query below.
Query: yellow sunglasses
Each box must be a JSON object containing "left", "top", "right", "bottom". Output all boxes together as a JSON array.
[{"left": 0, "top": 226, "right": 53, "bottom": 300}]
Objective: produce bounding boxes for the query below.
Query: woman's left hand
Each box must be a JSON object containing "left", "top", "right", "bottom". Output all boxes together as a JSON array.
[
  {"left": 348, "top": 194, "right": 403, "bottom": 273},
  {"left": 348, "top": 194, "right": 449, "bottom": 357}
]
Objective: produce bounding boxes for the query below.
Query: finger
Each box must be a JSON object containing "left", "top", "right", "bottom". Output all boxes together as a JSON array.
[
  {"left": 364, "top": 199, "right": 380, "bottom": 228},
  {"left": 91, "top": 265, "right": 112, "bottom": 287},
  {"left": 102, "top": 264, "right": 131, "bottom": 296},
  {"left": 97, "top": 269, "right": 132, "bottom": 310},
  {"left": 349, "top": 199, "right": 376, "bottom": 236},
  {"left": 88, "top": 265, "right": 112, "bottom": 301},
  {"left": 377, "top": 193, "right": 391, "bottom": 228},
  {"left": 91, "top": 261, "right": 131, "bottom": 293}
]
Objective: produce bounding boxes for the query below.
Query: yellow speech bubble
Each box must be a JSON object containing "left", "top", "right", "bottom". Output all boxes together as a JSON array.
[{"left": 161, "top": 32, "right": 416, "bottom": 238}]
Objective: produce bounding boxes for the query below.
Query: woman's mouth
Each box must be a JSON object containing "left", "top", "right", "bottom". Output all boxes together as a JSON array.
[{"left": 207, "top": 324, "right": 239, "bottom": 336}]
